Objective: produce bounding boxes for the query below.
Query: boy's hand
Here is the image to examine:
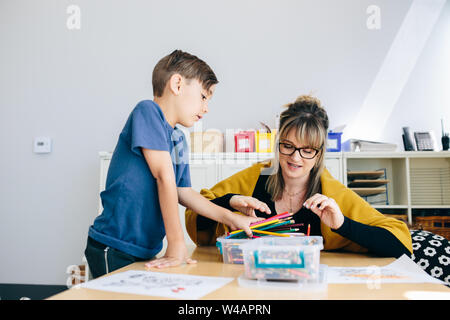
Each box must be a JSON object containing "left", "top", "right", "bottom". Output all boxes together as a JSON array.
[
  {"left": 229, "top": 195, "right": 271, "bottom": 217},
  {"left": 144, "top": 241, "right": 197, "bottom": 269},
  {"left": 224, "top": 211, "right": 265, "bottom": 237}
]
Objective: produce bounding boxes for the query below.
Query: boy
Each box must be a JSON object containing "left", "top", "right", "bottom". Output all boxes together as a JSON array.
[{"left": 85, "top": 50, "right": 264, "bottom": 278}]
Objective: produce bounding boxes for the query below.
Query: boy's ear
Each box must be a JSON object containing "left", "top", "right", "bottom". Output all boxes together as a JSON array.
[{"left": 168, "top": 73, "right": 182, "bottom": 95}]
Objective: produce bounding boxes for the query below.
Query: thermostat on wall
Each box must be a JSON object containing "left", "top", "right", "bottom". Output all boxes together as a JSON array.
[{"left": 33, "top": 137, "right": 52, "bottom": 154}]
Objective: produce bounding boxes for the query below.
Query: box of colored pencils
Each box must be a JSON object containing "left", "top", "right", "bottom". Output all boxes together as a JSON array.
[
  {"left": 216, "top": 212, "right": 305, "bottom": 264},
  {"left": 239, "top": 236, "right": 324, "bottom": 281},
  {"left": 225, "top": 212, "right": 301, "bottom": 239},
  {"left": 216, "top": 236, "right": 251, "bottom": 264}
]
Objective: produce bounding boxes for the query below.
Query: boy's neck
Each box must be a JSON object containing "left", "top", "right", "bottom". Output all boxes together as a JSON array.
[{"left": 154, "top": 96, "right": 177, "bottom": 128}]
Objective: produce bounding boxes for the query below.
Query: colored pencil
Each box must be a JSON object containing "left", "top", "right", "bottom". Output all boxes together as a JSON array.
[
  {"left": 307, "top": 224, "right": 311, "bottom": 236},
  {"left": 230, "top": 219, "right": 281, "bottom": 234},
  {"left": 249, "top": 211, "right": 292, "bottom": 227},
  {"left": 225, "top": 219, "right": 281, "bottom": 238},
  {"left": 225, "top": 212, "right": 298, "bottom": 239},
  {"left": 257, "top": 220, "right": 294, "bottom": 231},
  {"left": 269, "top": 223, "right": 303, "bottom": 230},
  {"left": 276, "top": 228, "right": 300, "bottom": 233},
  {"left": 252, "top": 229, "right": 291, "bottom": 237}
]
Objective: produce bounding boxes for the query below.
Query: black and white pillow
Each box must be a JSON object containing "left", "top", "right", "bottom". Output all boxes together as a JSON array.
[{"left": 410, "top": 229, "right": 450, "bottom": 286}]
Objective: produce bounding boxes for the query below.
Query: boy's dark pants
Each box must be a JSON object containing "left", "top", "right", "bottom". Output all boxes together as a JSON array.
[{"left": 84, "top": 237, "right": 147, "bottom": 279}]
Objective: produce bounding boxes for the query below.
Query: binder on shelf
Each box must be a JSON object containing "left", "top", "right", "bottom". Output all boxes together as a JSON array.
[{"left": 343, "top": 139, "right": 397, "bottom": 152}]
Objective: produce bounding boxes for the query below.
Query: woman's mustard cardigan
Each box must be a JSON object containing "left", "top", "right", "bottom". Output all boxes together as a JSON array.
[{"left": 185, "top": 161, "right": 413, "bottom": 254}]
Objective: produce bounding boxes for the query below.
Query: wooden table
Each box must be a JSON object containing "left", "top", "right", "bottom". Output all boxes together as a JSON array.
[{"left": 48, "top": 246, "right": 450, "bottom": 300}]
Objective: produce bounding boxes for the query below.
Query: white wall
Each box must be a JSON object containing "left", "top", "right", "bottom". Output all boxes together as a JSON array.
[
  {"left": 0, "top": 0, "right": 448, "bottom": 284},
  {"left": 380, "top": 1, "right": 450, "bottom": 147}
]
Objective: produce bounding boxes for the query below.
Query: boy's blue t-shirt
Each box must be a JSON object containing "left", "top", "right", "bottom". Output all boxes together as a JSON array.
[{"left": 88, "top": 100, "right": 191, "bottom": 259}]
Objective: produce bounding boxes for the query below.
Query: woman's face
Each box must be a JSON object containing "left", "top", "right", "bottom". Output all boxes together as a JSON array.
[{"left": 278, "top": 129, "right": 319, "bottom": 181}]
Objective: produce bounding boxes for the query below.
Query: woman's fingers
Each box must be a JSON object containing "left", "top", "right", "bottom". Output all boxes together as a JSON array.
[
  {"left": 247, "top": 198, "right": 271, "bottom": 214},
  {"left": 236, "top": 196, "right": 271, "bottom": 215},
  {"left": 246, "top": 208, "right": 257, "bottom": 217},
  {"left": 303, "top": 193, "right": 319, "bottom": 209},
  {"left": 259, "top": 202, "right": 272, "bottom": 214},
  {"left": 304, "top": 193, "right": 329, "bottom": 210},
  {"left": 237, "top": 198, "right": 248, "bottom": 207}
]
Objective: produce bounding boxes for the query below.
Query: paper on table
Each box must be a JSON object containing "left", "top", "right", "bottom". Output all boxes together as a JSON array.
[
  {"left": 327, "top": 254, "right": 444, "bottom": 284},
  {"left": 79, "top": 270, "right": 234, "bottom": 299}
]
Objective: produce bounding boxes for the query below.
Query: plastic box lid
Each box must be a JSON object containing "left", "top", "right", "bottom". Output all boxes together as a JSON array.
[{"left": 239, "top": 236, "right": 324, "bottom": 251}]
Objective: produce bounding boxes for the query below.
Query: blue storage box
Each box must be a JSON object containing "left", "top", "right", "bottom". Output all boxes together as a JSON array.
[{"left": 327, "top": 132, "right": 342, "bottom": 152}]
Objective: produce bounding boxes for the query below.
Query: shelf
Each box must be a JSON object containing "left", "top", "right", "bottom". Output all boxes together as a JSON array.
[
  {"left": 344, "top": 151, "right": 450, "bottom": 158},
  {"left": 348, "top": 179, "right": 389, "bottom": 187},
  {"left": 411, "top": 205, "right": 450, "bottom": 209},
  {"left": 344, "top": 152, "right": 408, "bottom": 158},
  {"left": 347, "top": 170, "right": 385, "bottom": 179},
  {"left": 373, "top": 205, "right": 408, "bottom": 209},
  {"left": 350, "top": 187, "right": 386, "bottom": 196}
]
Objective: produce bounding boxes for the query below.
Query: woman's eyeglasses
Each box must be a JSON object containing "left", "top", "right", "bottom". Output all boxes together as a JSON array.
[{"left": 278, "top": 142, "right": 321, "bottom": 159}]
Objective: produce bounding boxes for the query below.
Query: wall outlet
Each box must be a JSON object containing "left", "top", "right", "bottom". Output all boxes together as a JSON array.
[{"left": 33, "top": 137, "right": 52, "bottom": 154}]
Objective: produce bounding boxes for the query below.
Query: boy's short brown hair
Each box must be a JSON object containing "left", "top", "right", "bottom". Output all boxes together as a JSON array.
[{"left": 152, "top": 50, "right": 218, "bottom": 97}]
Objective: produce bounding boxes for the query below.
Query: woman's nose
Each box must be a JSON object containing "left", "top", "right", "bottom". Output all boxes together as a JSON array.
[{"left": 291, "top": 149, "right": 303, "bottom": 161}]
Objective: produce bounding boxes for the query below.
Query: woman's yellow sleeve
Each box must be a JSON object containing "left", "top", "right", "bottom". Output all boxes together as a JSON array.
[
  {"left": 185, "top": 161, "right": 269, "bottom": 246},
  {"left": 320, "top": 169, "right": 413, "bottom": 254}
]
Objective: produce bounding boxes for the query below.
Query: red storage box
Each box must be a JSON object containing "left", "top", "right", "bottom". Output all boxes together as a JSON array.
[{"left": 234, "top": 131, "right": 255, "bottom": 152}]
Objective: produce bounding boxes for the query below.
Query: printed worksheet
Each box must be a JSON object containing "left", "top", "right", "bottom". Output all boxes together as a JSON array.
[
  {"left": 80, "top": 270, "right": 234, "bottom": 299},
  {"left": 327, "top": 254, "right": 444, "bottom": 284}
]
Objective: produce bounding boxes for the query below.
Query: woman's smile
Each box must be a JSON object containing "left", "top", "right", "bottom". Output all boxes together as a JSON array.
[{"left": 287, "top": 162, "right": 303, "bottom": 170}]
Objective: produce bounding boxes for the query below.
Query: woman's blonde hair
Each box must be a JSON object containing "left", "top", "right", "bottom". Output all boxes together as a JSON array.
[{"left": 266, "top": 94, "right": 329, "bottom": 201}]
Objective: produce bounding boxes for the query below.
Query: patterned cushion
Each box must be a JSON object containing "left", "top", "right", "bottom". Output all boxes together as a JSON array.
[{"left": 410, "top": 229, "right": 450, "bottom": 286}]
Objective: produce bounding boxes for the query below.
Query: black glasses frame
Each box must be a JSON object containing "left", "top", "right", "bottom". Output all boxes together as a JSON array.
[{"left": 278, "top": 142, "right": 321, "bottom": 159}]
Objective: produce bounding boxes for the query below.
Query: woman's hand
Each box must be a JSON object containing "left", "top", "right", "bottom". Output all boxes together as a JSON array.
[
  {"left": 144, "top": 240, "right": 197, "bottom": 269},
  {"left": 303, "top": 193, "right": 345, "bottom": 230},
  {"left": 223, "top": 211, "right": 265, "bottom": 237},
  {"left": 229, "top": 195, "right": 271, "bottom": 217}
]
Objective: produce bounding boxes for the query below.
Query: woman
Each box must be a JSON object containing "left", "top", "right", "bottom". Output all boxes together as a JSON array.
[{"left": 185, "top": 95, "right": 413, "bottom": 258}]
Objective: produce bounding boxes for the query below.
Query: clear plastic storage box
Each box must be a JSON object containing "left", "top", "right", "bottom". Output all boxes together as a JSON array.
[
  {"left": 216, "top": 236, "right": 253, "bottom": 264},
  {"left": 239, "top": 236, "right": 324, "bottom": 281}
]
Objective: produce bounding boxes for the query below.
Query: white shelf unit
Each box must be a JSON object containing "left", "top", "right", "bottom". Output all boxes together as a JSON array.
[{"left": 343, "top": 151, "right": 450, "bottom": 224}]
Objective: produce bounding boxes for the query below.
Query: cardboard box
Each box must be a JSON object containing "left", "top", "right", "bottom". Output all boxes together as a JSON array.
[{"left": 190, "top": 130, "right": 224, "bottom": 153}]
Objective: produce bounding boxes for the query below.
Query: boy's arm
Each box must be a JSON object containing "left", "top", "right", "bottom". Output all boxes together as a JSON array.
[
  {"left": 177, "top": 187, "right": 262, "bottom": 237},
  {"left": 141, "top": 148, "right": 196, "bottom": 268},
  {"left": 184, "top": 162, "right": 270, "bottom": 245}
]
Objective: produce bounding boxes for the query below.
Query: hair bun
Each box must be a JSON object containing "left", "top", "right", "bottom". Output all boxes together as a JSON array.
[
  {"left": 283, "top": 94, "right": 329, "bottom": 131},
  {"left": 294, "top": 94, "right": 322, "bottom": 108}
]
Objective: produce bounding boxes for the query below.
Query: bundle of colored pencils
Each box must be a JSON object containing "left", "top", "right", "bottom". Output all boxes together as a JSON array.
[{"left": 225, "top": 211, "right": 303, "bottom": 239}]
